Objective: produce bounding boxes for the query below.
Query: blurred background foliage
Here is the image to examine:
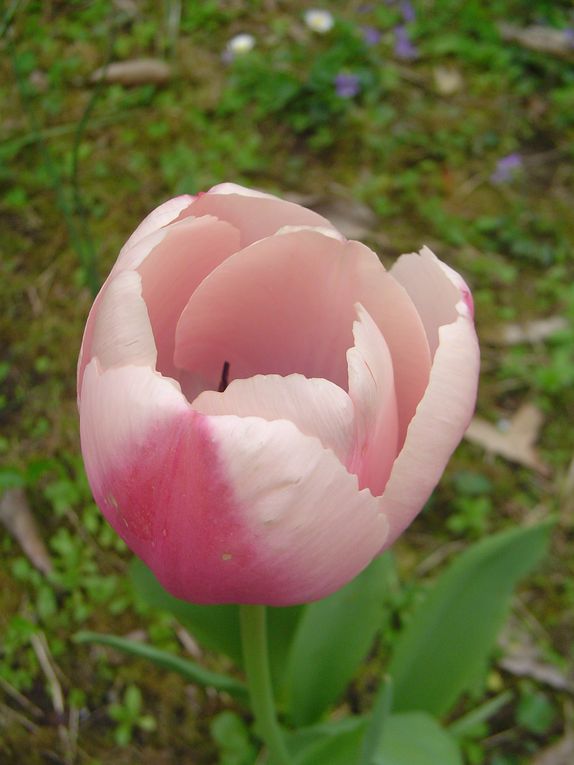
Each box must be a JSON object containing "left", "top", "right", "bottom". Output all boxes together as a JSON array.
[{"left": 1, "top": 1, "right": 573, "bottom": 763}]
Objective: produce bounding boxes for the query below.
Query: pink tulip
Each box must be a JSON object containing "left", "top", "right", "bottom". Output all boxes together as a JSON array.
[{"left": 78, "top": 184, "right": 479, "bottom": 605}]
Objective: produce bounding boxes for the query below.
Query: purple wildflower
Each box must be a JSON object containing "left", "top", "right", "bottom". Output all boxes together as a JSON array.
[
  {"left": 394, "top": 25, "right": 418, "bottom": 60},
  {"left": 335, "top": 73, "right": 360, "bottom": 98},
  {"left": 361, "top": 25, "right": 381, "bottom": 46},
  {"left": 399, "top": 0, "right": 416, "bottom": 22},
  {"left": 565, "top": 28, "right": 574, "bottom": 48},
  {"left": 491, "top": 153, "right": 523, "bottom": 184}
]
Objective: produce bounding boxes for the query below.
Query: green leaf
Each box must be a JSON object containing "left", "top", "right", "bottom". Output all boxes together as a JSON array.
[
  {"left": 129, "top": 558, "right": 302, "bottom": 690},
  {"left": 516, "top": 691, "right": 556, "bottom": 735},
  {"left": 288, "top": 718, "right": 365, "bottom": 765},
  {"left": 210, "top": 711, "right": 256, "bottom": 765},
  {"left": 389, "top": 522, "right": 552, "bottom": 717},
  {"left": 74, "top": 631, "right": 247, "bottom": 699},
  {"left": 286, "top": 553, "right": 395, "bottom": 726},
  {"left": 374, "top": 712, "right": 462, "bottom": 765},
  {"left": 288, "top": 713, "right": 461, "bottom": 765},
  {"left": 358, "top": 676, "right": 393, "bottom": 765}
]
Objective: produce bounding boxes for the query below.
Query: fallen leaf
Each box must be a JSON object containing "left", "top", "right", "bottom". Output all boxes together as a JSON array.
[
  {"left": 284, "top": 193, "right": 379, "bottom": 241},
  {"left": 465, "top": 403, "right": 549, "bottom": 474},
  {"left": 90, "top": 58, "right": 172, "bottom": 86},
  {"left": 499, "top": 618, "right": 574, "bottom": 694},
  {"left": 498, "top": 24, "right": 574, "bottom": 59},
  {"left": 499, "top": 654, "right": 573, "bottom": 692},
  {"left": 483, "top": 316, "right": 568, "bottom": 345},
  {"left": 433, "top": 66, "right": 463, "bottom": 95},
  {"left": 0, "top": 488, "right": 53, "bottom": 574},
  {"left": 113, "top": 0, "right": 139, "bottom": 17},
  {"left": 530, "top": 735, "right": 574, "bottom": 765}
]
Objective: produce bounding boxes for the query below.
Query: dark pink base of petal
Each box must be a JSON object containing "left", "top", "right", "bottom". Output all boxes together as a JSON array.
[{"left": 93, "top": 410, "right": 304, "bottom": 605}]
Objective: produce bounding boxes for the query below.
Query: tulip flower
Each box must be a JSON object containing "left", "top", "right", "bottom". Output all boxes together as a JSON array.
[{"left": 78, "top": 184, "right": 479, "bottom": 606}]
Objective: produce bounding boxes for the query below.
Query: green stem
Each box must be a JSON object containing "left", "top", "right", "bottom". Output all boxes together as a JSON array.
[{"left": 239, "top": 605, "right": 292, "bottom": 765}]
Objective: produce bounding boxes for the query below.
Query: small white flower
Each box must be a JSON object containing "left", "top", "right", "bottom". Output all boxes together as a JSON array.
[
  {"left": 304, "top": 9, "right": 334, "bottom": 33},
  {"left": 226, "top": 33, "right": 256, "bottom": 56}
]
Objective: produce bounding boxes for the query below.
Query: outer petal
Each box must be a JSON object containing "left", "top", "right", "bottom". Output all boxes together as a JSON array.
[
  {"left": 202, "top": 414, "right": 389, "bottom": 604},
  {"left": 80, "top": 361, "right": 387, "bottom": 605},
  {"left": 347, "top": 305, "right": 398, "bottom": 496},
  {"left": 90, "top": 270, "right": 157, "bottom": 371},
  {"left": 78, "top": 216, "right": 241, "bottom": 390},
  {"left": 119, "top": 194, "right": 195, "bottom": 258},
  {"left": 79, "top": 361, "right": 189, "bottom": 519},
  {"left": 390, "top": 246, "right": 467, "bottom": 356},
  {"left": 78, "top": 228, "right": 172, "bottom": 392},
  {"left": 181, "top": 186, "right": 338, "bottom": 247},
  {"left": 379, "top": 304, "right": 479, "bottom": 547},
  {"left": 192, "top": 373, "right": 354, "bottom": 465}
]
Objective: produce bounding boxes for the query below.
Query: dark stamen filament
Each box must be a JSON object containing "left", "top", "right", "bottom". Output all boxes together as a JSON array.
[{"left": 218, "top": 361, "right": 230, "bottom": 393}]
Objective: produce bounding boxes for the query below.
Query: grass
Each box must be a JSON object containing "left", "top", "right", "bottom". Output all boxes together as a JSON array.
[{"left": 1, "top": 1, "right": 573, "bottom": 763}]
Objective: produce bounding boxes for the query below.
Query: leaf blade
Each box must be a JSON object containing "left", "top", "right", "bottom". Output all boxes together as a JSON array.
[
  {"left": 288, "top": 712, "right": 461, "bottom": 765},
  {"left": 74, "top": 630, "right": 247, "bottom": 699},
  {"left": 286, "top": 553, "right": 395, "bottom": 726},
  {"left": 389, "top": 522, "right": 552, "bottom": 716}
]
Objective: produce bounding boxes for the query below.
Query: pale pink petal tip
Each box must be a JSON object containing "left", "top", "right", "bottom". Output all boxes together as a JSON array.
[
  {"left": 120, "top": 195, "right": 195, "bottom": 254},
  {"left": 421, "top": 245, "right": 475, "bottom": 319},
  {"left": 207, "top": 182, "right": 275, "bottom": 198}
]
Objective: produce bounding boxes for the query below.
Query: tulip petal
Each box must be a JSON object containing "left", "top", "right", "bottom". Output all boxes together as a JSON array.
[
  {"left": 77, "top": 226, "right": 169, "bottom": 392},
  {"left": 80, "top": 361, "right": 388, "bottom": 605},
  {"left": 174, "top": 229, "right": 366, "bottom": 393},
  {"left": 380, "top": 304, "right": 479, "bottom": 546},
  {"left": 192, "top": 373, "right": 354, "bottom": 464},
  {"left": 136, "top": 217, "right": 241, "bottom": 379},
  {"left": 182, "top": 186, "right": 338, "bottom": 247},
  {"left": 90, "top": 270, "right": 157, "bottom": 371},
  {"left": 347, "top": 305, "right": 399, "bottom": 496},
  {"left": 275, "top": 223, "right": 344, "bottom": 241},
  {"left": 202, "top": 414, "right": 389, "bottom": 604},
  {"left": 347, "top": 241, "right": 432, "bottom": 443},
  {"left": 390, "top": 246, "right": 466, "bottom": 356},
  {"left": 78, "top": 216, "right": 241, "bottom": 390},
  {"left": 205, "top": 183, "right": 276, "bottom": 199},
  {"left": 79, "top": 360, "right": 189, "bottom": 505},
  {"left": 119, "top": 194, "right": 194, "bottom": 257}
]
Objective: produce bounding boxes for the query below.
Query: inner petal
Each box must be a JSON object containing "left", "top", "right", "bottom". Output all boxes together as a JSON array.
[
  {"left": 179, "top": 188, "right": 338, "bottom": 248},
  {"left": 346, "top": 241, "right": 431, "bottom": 446},
  {"left": 136, "top": 216, "right": 241, "bottom": 379},
  {"left": 173, "top": 229, "right": 366, "bottom": 396},
  {"left": 346, "top": 304, "right": 399, "bottom": 496}
]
